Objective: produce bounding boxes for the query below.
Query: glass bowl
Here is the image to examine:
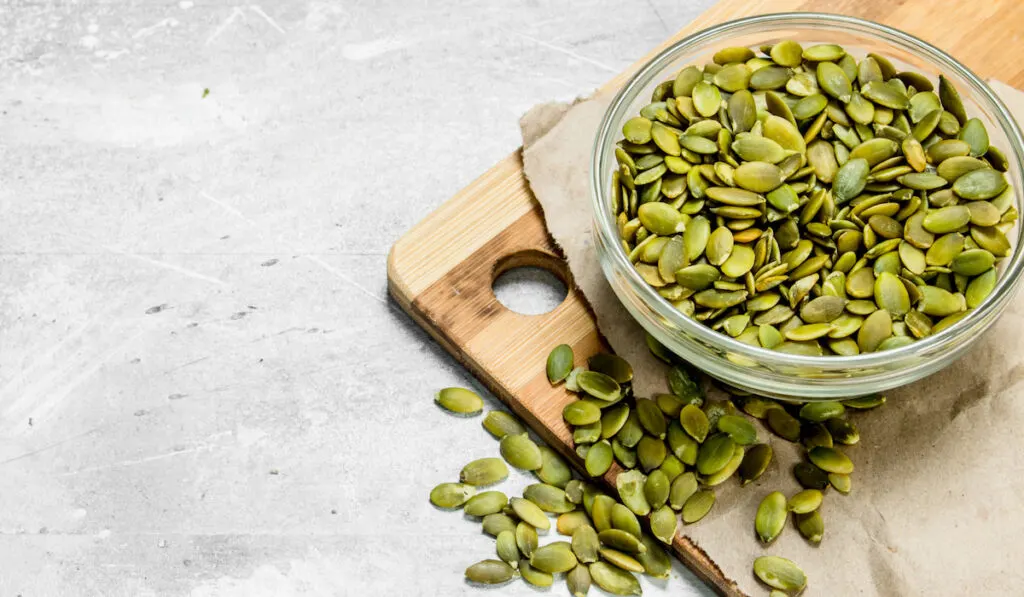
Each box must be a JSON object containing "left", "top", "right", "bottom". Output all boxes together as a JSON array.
[{"left": 590, "top": 13, "right": 1024, "bottom": 399}]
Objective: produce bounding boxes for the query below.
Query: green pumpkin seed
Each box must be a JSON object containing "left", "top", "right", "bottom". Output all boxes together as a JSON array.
[
  {"left": 692, "top": 81, "right": 722, "bottom": 118},
  {"left": 461, "top": 458, "right": 509, "bottom": 486},
  {"left": 734, "top": 161, "right": 785, "bottom": 193},
  {"left": 788, "top": 489, "right": 823, "bottom": 514},
  {"left": 536, "top": 445, "right": 572, "bottom": 488},
  {"left": 829, "top": 472, "right": 852, "bottom": 494},
  {"left": 951, "top": 249, "right": 996, "bottom": 276},
  {"left": 598, "top": 528, "right": 647, "bottom": 555},
  {"left": 482, "top": 513, "right": 518, "bottom": 537},
  {"left": 696, "top": 433, "right": 736, "bottom": 475},
  {"left": 795, "top": 510, "right": 824, "bottom": 544},
  {"left": 793, "top": 462, "right": 829, "bottom": 490},
  {"left": 615, "top": 470, "right": 651, "bottom": 516},
  {"left": 500, "top": 433, "right": 543, "bottom": 471},
  {"left": 435, "top": 387, "right": 484, "bottom": 415},
  {"left": 966, "top": 267, "right": 997, "bottom": 308},
  {"left": 923, "top": 205, "right": 971, "bottom": 234},
  {"left": 874, "top": 271, "right": 911, "bottom": 316},
  {"left": 918, "top": 285, "right": 966, "bottom": 317},
  {"left": 590, "top": 562, "right": 642, "bottom": 596},
  {"left": 714, "top": 62, "right": 752, "bottom": 92},
  {"left": 567, "top": 564, "right": 592, "bottom": 596},
  {"left": 464, "top": 491, "right": 509, "bottom": 517},
  {"left": 972, "top": 226, "right": 1011, "bottom": 257},
  {"left": 771, "top": 40, "right": 803, "bottom": 67},
  {"left": 679, "top": 404, "right": 710, "bottom": 443},
  {"left": 635, "top": 534, "right": 671, "bottom": 579},
  {"left": 577, "top": 371, "right": 622, "bottom": 402},
  {"left": 825, "top": 417, "right": 860, "bottom": 445},
  {"left": 495, "top": 530, "right": 521, "bottom": 568},
  {"left": 862, "top": 80, "right": 909, "bottom": 109},
  {"left": 510, "top": 497, "right": 550, "bottom": 530},
  {"left": 622, "top": 118, "right": 653, "bottom": 144},
  {"left": 599, "top": 547, "right": 645, "bottom": 573},
  {"left": 564, "top": 401, "right": 602, "bottom": 426},
  {"left": 857, "top": 308, "right": 893, "bottom": 352},
  {"left": 642, "top": 470, "right": 670, "bottom": 511},
  {"left": 803, "top": 43, "right": 845, "bottom": 62},
  {"left": 636, "top": 398, "right": 667, "bottom": 439},
  {"left": 515, "top": 522, "right": 539, "bottom": 558},
  {"left": 585, "top": 440, "right": 614, "bottom": 478},
  {"left": 571, "top": 525, "right": 600, "bottom": 563},
  {"left": 682, "top": 490, "right": 715, "bottom": 524},
  {"left": 546, "top": 345, "right": 575, "bottom": 385},
  {"left": 767, "top": 407, "right": 801, "bottom": 442},
  {"left": 764, "top": 114, "right": 807, "bottom": 152},
  {"left": 834, "top": 158, "right": 870, "bottom": 203},
  {"left": 466, "top": 559, "right": 515, "bottom": 585},
  {"left": 587, "top": 354, "right": 633, "bottom": 385},
  {"left": 808, "top": 446, "right": 854, "bottom": 474},
  {"left": 755, "top": 491, "right": 788, "bottom": 544},
  {"left": 754, "top": 556, "right": 807, "bottom": 592},
  {"left": 798, "top": 401, "right": 845, "bottom": 423},
  {"left": 531, "top": 542, "right": 578, "bottom": 574},
  {"left": 750, "top": 66, "right": 791, "bottom": 91},
  {"left": 430, "top": 482, "right": 475, "bottom": 509},
  {"left": 668, "top": 471, "right": 699, "bottom": 510},
  {"left": 967, "top": 201, "right": 1001, "bottom": 227},
  {"left": 734, "top": 442, "right": 771, "bottom": 486},
  {"left": 645, "top": 505, "right": 676, "bottom": 545},
  {"left": 717, "top": 414, "right": 758, "bottom": 445},
  {"left": 953, "top": 168, "right": 1007, "bottom": 200},
  {"left": 636, "top": 436, "right": 667, "bottom": 472}
]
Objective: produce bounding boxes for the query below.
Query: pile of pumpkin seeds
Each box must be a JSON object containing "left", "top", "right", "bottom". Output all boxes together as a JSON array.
[
  {"left": 613, "top": 40, "right": 1017, "bottom": 355},
  {"left": 432, "top": 342, "right": 883, "bottom": 594},
  {"left": 548, "top": 335, "right": 885, "bottom": 594},
  {"left": 432, "top": 388, "right": 676, "bottom": 595}
]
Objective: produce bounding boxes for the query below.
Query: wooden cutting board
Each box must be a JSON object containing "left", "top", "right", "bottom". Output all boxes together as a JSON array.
[{"left": 388, "top": 2, "right": 1024, "bottom": 594}]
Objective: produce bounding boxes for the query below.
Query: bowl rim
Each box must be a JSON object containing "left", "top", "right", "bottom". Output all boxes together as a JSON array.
[{"left": 590, "top": 11, "right": 1024, "bottom": 369}]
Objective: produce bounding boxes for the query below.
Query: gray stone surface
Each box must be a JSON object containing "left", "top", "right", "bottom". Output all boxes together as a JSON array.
[{"left": 0, "top": 1, "right": 717, "bottom": 595}]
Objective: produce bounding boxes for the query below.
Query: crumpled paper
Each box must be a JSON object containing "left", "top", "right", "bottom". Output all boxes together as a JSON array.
[{"left": 520, "top": 81, "right": 1024, "bottom": 596}]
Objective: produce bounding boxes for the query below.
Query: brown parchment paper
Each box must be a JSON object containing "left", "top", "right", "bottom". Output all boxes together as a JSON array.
[{"left": 521, "top": 81, "right": 1024, "bottom": 596}]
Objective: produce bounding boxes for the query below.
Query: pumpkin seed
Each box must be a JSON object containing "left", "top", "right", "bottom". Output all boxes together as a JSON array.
[
  {"left": 466, "top": 559, "right": 515, "bottom": 585},
  {"left": 500, "top": 433, "right": 543, "bottom": 471},
  {"left": 532, "top": 542, "right": 578, "bottom": 574},
  {"left": 577, "top": 371, "right": 622, "bottom": 402},
  {"left": 826, "top": 417, "right": 860, "bottom": 445},
  {"left": 788, "top": 489, "right": 823, "bottom": 514},
  {"left": 798, "top": 401, "right": 845, "bottom": 423},
  {"left": 953, "top": 168, "right": 1007, "bottom": 200},
  {"left": 756, "top": 491, "right": 788, "bottom": 544},
  {"left": 435, "top": 387, "right": 484, "bottom": 415},
  {"left": 461, "top": 458, "right": 509, "bottom": 486},
  {"left": 682, "top": 490, "right": 715, "bottom": 524},
  {"left": 536, "top": 445, "right": 572, "bottom": 488},
  {"left": 615, "top": 470, "right": 651, "bottom": 516},
  {"left": 795, "top": 510, "right": 824, "bottom": 544},
  {"left": 794, "top": 462, "right": 830, "bottom": 490},
  {"left": 754, "top": 556, "right": 808, "bottom": 593},
  {"left": 430, "top": 482, "right": 475, "bottom": 509},
  {"left": 767, "top": 407, "right": 801, "bottom": 442},
  {"left": 482, "top": 513, "right": 518, "bottom": 537},
  {"left": 636, "top": 534, "right": 672, "bottom": 579},
  {"left": 567, "top": 564, "right": 592, "bottom": 597},
  {"left": 590, "top": 561, "right": 642, "bottom": 596},
  {"left": 571, "top": 525, "right": 600, "bottom": 564},
  {"left": 464, "top": 491, "right": 509, "bottom": 517},
  {"left": 808, "top": 446, "right": 854, "bottom": 474}
]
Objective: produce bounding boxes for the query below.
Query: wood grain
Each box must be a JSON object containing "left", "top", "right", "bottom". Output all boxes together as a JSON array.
[{"left": 388, "top": 2, "right": 1024, "bottom": 595}]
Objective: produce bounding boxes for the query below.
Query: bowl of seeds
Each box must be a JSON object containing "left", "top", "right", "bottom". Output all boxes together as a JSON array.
[{"left": 590, "top": 13, "right": 1024, "bottom": 398}]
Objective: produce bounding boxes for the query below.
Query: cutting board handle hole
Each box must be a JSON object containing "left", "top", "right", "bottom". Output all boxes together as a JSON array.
[{"left": 491, "top": 251, "right": 569, "bottom": 315}]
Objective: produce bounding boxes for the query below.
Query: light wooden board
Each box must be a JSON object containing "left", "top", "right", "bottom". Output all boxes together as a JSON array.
[{"left": 388, "top": 2, "right": 1024, "bottom": 594}]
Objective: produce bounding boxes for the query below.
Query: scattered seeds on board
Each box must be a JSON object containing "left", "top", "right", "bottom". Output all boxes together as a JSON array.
[{"left": 611, "top": 40, "right": 1016, "bottom": 355}]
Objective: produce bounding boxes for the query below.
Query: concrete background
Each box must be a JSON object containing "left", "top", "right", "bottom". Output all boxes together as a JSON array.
[{"left": 0, "top": 1, "right": 718, "bottom": 595}]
